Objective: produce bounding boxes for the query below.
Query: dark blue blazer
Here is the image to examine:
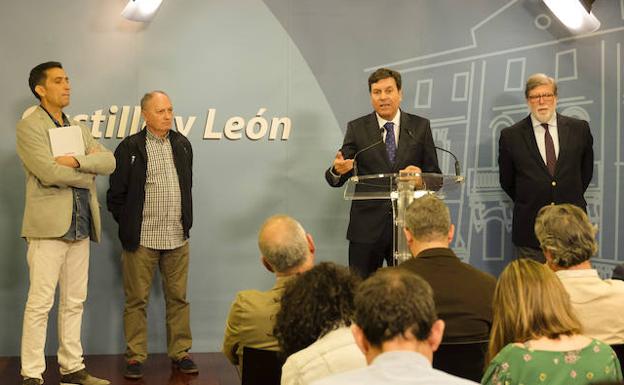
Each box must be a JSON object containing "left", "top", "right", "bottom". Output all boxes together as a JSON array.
[{"left": 325, "top": 111, "right": 440, "bottom": 243}]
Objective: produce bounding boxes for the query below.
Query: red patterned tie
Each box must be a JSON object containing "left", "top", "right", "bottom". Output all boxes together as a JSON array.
[{"left": 542, "top": 123, "right": 556, "bottom": 176}]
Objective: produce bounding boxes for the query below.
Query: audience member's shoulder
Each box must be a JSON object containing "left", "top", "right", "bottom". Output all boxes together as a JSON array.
[
  {"left": 611, "top": 264, "right": 624, "bottom": 281},
  {"left": 398, "top": 257, "right": 420, "bottom": 272},
  {"left": 490, "top": 343, "right": 522, "bottom": 363},
  {"left": 233, "top": 288, "right": 270, "bottom": 302},
  {"left": 604, "top": 278, "right": 624, "bottom": 292},
  {"left": 461, "top": 259, "right": 497, "bottom": 284},
  {"left": 309, "top": 366, "right": 368, "bottom": 385}
]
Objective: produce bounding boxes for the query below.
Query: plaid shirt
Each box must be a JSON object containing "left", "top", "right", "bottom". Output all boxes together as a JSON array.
[{"left": 140, "top": 129, "right": 186, "bottom": 250}]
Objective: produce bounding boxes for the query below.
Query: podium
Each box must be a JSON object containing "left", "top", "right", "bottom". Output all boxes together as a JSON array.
[{"left": 344, "top": 172, "right": 463, "bottom": 265}]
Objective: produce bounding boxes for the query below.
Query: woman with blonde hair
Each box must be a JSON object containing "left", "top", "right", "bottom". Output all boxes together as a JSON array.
[{"left": 482, "top": 259, "right": 621, "bottom": 385}]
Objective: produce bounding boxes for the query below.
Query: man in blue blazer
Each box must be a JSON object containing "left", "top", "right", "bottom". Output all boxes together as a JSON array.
[
  {"left": 325, "top": 68, "right": 440, "bottom": 277},
  {"left": 498, "top": 73, "right": 594, "bottom": 261}
]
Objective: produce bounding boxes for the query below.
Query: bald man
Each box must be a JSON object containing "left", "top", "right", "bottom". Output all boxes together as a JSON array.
[{"left": 222, "top": 215, "right": 315, "bottom": 370}]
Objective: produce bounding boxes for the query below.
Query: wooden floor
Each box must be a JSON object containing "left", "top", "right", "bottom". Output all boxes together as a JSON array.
[{"left": 0, "top": 353, "right": 240, "bottom": 385}]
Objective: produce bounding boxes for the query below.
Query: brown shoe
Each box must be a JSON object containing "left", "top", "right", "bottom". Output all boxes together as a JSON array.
[{"left": 60, "top": 368, "right": 110, "bottom": 385}]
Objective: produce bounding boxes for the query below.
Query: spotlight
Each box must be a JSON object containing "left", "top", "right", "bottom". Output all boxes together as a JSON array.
[
  {"left": 121, "top": 0, "right": 163, "bottom": 22},
  {"left": 543, "top": 0, "right": 600, "bottom": 34}
]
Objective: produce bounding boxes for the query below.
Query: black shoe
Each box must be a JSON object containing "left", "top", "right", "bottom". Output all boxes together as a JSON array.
[
  {"left": 172, "top": 355, "right": 199, "bottom": 374},
  {"left": 124, "top": 360, "right": 143, "bottom": 379},
  {"left": 22, "top": 378, "right": 42, "bottom": 385}
]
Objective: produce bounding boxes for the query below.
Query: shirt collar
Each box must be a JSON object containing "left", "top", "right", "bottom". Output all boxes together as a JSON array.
[
  {"left": 376, "top": 109, "right": 401, "bottom": 129},
  {"left": 555, "top": 269, "right": 600, "bottom": 279},
  {"left": 371, "top": 350, "right": 431, "bottom": 368},
  {"left": 530, "top": 113, "right": 557, "bottom": 130},
  {"left": 145, "top": 127, "right": 170, "bottom": 141},
  {"left": 415, "top": 247, "right": 457, "bottom": 259},
  {"left": 39, "top": 105, "right": 70, "bottom": 127},
  {"left": 274, "top": 274, "right": 297, "bottom": 289}
]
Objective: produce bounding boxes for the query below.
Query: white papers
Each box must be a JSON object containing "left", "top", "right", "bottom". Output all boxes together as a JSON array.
[{"left": 48, "top": 125, "right": 85, "bottom": 157}]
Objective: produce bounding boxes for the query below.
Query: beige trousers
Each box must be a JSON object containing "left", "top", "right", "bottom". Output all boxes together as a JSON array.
[
  {"left": 122, "top": 243, "right": 192, "bottom": 362},
  {"left": 21, "top": 238, "right": 89, "bottom": 380}
]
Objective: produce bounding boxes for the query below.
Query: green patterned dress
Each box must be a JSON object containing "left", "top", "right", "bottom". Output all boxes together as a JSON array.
[{"left": 482, "top": 339, "right": 622, "bottom": 385}]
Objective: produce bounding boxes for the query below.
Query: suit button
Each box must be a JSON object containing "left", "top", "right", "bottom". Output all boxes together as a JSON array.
[{"left": 551, "top": 181, "right": 556, "bottom": 186}]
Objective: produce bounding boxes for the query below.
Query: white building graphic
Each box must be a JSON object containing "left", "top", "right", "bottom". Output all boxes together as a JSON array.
[{"left": 365, "top": 0, "right": 624, "bottom": 275}]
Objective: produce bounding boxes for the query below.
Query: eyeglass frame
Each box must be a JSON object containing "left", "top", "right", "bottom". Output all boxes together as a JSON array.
[{"left": 527, "top": 93, "right": 555, "bottom": 102}]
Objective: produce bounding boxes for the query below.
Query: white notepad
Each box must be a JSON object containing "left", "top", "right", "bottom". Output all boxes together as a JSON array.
[{"left": 48, "top": 125, "right": 85, "bottom": 157}]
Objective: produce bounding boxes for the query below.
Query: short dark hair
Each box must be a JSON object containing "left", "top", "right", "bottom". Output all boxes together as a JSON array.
[
  {"left": 354, "top": 268, "right": 436, "bottom": 347},
  {"left": 368, "top": 68, "right": 402, "bottom": 92},
  {"left": 29, "top": 61, "right": 63, "bottom": 100},
  {"left": 274, "top": 262, "right": 360, "bottom": 358}
]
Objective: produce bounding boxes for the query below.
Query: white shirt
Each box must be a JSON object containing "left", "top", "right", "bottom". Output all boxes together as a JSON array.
[
  {"left": 376, "top": 110, "right": 401, "bottom": 147},
  {"left": 281, "top": 326, "right": 366, "bottom": 385},
  {"left": 530, "top": 113, "right": 559, "bottom": 165},
  {"left": 556, "top": 268, "right": 624, "bottom": 344},
  {"left": 312, "top": 351, "right": 478, "bottom": 385}
]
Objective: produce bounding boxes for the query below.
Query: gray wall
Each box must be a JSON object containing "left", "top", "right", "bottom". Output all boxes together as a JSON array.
[{"left": 1, "top": 0, "right": 622, "bottom": 355}]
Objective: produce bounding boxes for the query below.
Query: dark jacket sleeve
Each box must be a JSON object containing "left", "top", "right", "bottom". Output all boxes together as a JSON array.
[
  {"left": 498, "top": 129, "right": 515, "bottom": 201},
  {"left": 325, "top": 121, "right": 358, "bottom": 188},
  {"left": 580, "top": 121, "right": 594, "bottom": 192},
  {"left": 107, "top": 140, "right": 130, "bottom": 223}
]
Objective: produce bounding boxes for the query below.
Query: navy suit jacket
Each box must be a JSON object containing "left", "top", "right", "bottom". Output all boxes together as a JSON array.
[
  {"left": 498, "top": 113, "right": 594, "bottom": 248},
  {"left": 325, "top": 111, "right": 440, "bottom": 243}
]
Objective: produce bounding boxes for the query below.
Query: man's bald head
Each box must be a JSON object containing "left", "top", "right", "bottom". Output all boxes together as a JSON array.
[{"left": 258, "top": 215, "right": 310, "bottom": 273}]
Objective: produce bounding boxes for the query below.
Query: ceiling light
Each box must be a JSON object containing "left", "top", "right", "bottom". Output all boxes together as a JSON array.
[
  {"left": 543, "top": 0, "right": 600, "bottom": 34},
  {"left": 121, "top": 0, "right": 163, "bottom": 22}
]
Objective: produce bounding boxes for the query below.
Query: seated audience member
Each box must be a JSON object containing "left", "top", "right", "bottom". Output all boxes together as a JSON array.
[
  {"left": 312, "top": 268, "right": 478, "bottom": 385},
  {"left": 613, "top": 264, "right": 624, "bottom": 281},
  {"left": 222, "top": 215, "right": 315, "bottom": 369},
  {"left": 536, "top": 203, "right": 624, "bottom": 344},
  {"left": 400, "top": 194, "right": 496, "bottom": 342},
  {"left": 482, "top": 259, "right": 622, "bottom": 385},
  {"left": 275, "top": 262, "right": 365, "bottom": 385}
]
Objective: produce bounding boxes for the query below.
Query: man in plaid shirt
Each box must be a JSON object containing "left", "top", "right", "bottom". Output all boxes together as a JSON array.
[{"left": 107, "top": 90, "right": 195, "bottom": 379}]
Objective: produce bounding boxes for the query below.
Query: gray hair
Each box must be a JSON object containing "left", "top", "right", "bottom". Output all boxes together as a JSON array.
[
  {"left": 258, "top": 215, "right": 309, "bottom": 273},
  {"left": 405, "top": 194, "right": 450, "bottom": 242},
  {"left": 535, "top": 204, "right": 598, "bottom": 268},
  {"left": 525, "top": 73, "right": 557, "bottom": 99},
  {"left": 140, "top": 90, "right": 169, "bottom": 110}
]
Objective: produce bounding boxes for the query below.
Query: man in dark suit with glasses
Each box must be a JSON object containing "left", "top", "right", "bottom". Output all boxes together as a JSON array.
[{"left": 498, "top": 73, "right": 594, "bottom": 262}]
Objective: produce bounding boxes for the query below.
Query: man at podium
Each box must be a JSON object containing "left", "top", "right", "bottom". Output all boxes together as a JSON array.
[{"left": 325, "top": 68, "right": 440, "bottom": 278}]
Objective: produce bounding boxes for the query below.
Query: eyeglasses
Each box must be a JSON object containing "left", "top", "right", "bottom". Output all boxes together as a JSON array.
[{"left": 528, "top": 93, "right": 555, "bottom": 102}]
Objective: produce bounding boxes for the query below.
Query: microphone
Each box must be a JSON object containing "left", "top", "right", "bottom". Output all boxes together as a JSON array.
[
  {"left": 352, "top": 127, "right": 385, "bottom": 179},
  {"left": 405, "top": 128, "right": 461, "bottom": 178}
]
